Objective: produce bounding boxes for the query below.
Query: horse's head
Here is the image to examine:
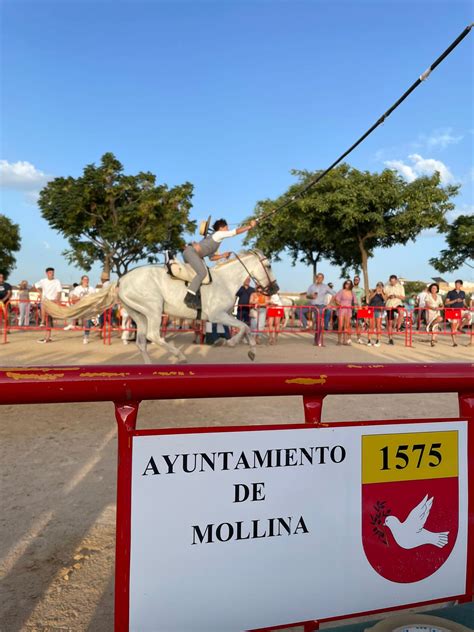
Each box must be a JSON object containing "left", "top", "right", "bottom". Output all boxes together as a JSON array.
[{"left": 238, "top": 249, "right": 279, "bottom": 296}]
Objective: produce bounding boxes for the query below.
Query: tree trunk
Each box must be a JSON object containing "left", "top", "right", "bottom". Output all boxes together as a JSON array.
[
  {"left": 103, "top": 254, "right": 112, "bottom": 276},
  {"left": 358, "top": 239, "right": 370, "bottom": 302},
  {"left": 311, "top": 252, "right": 321, "bottom": 278}
]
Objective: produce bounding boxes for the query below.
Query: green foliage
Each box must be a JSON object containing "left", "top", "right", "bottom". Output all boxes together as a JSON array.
[
  {"left": 38, "top": 152, "right": 196, "bottom": 276},
  {"left": 403, "top": 281, "right": 428, "bottom": 297},
  {"left": 246, "top": 163, "right": 459, "bottom": 292},
  {"left": 429, "top": 214, "right": 474, "bottom": 272},
  {"left": 0, "top": 214, "right": 21, "bottom": 277}
]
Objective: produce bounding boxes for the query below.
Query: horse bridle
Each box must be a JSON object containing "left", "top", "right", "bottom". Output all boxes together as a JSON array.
[{"left": 232, "top": 250, "right": 278, "bottom": 296}]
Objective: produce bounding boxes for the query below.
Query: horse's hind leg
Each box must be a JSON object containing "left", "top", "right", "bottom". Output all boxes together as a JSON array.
[
  {"left": 123, "top": 306, "right": 152, "bottom": 364},
  {"left": 137, "top": 308, "right": 187, "bottom": 364}
]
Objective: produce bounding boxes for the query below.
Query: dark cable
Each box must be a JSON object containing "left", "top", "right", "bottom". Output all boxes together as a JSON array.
[{"left": 256, "top": 23, "right": 473, "bottom": 223}]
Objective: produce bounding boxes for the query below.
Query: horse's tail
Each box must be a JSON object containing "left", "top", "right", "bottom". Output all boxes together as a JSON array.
[{"left": 43, "top": 283, "right": 118, "bottom": 319}]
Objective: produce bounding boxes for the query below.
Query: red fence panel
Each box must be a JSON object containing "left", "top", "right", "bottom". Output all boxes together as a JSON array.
[{"left": 1, "top": 363, "right": 473, "bottom": 631}]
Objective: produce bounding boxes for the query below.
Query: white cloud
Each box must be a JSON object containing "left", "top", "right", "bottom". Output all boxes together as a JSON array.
[
  {"left": 384, "top": 153, "right": 454, "bottom": 185},
  {"left": 43, "top": 241, "right": 51, "bottom": 250},
  {"left": 423, "top": 128, "right": 463, "bottom": 150},
  {"left": 383, "top": 159, "right": 416, "bottom": 181},
  {"left": 0, "top": 160, "right": 52, "bottom": 191}
]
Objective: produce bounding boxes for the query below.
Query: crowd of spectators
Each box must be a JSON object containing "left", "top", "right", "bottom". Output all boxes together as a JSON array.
[
  {"left": 234, "top": 273, "right": 473, "bottom": 348},
  {"left": 1, "top": 267, "right": 473, "bottom": 348},
  {"left": 0, "top": 267, "right": 111, "bottom": 344}
]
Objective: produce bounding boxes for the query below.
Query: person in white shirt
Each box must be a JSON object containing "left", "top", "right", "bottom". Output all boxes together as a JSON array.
[
  {"left": 425, "top": 283, "right": 444, "bottom": 347},
  {"left": 384, "top": 274, "right": 405, "bottom": 345},
  {"left": 416, "top": 286, "right": 429, "bottom": 330},
  {"left": 69, "top": 275, "right": 97, "bottom": 344},
  {"left": 35, "top": 267, "right": 62, "bottom": 343},
  {"left": 267, "top": 293, "right": 284, "bottom": 345}
]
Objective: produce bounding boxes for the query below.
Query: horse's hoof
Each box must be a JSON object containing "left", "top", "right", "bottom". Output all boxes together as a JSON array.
[
  {"left": 248, "top": 350, "right": 256, "bottom": 361},
  {"left": 213, "top": 338, "right": 226, "bottom": 347}
]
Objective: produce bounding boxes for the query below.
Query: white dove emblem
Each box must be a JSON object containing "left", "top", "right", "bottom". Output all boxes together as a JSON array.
[{"left": 384, "top": 494, "right": 449, "bottom": 549}]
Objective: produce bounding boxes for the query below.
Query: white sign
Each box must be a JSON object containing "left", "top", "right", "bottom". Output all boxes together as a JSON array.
[{"left": 129, "top": 421, "right": 468, "bottom": 631}]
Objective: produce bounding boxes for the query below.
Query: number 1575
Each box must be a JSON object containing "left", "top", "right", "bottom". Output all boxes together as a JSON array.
[{"left": 380, "top": 443, "right": 442, "bottom": 470}]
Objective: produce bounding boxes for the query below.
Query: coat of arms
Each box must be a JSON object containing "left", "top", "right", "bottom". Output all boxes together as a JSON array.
[{"left": 361, "top": 430, "right": 458, "bottom": 583}]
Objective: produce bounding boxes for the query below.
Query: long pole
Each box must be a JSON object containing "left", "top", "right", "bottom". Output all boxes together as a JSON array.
[{"left": 255, "top": 23, "right": 473, "bottom": 224}]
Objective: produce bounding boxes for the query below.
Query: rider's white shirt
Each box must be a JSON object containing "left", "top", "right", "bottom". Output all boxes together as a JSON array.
[{"left": 212, "top": 229, "right": 237, "bottom": 243}]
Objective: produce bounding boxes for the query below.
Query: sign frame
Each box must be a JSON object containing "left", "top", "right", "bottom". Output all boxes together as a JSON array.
[{"left": 114, "top": 413, "right": 473, "bottom": 632}]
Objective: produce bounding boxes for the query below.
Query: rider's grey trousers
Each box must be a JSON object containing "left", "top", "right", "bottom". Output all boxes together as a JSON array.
[{"left": 183, "top": 245, "right": 207, "bottom": 295}]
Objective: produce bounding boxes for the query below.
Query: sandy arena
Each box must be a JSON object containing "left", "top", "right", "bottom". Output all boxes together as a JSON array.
[{"left": 1, "top": 327, "right": 472, "bottom": 631}]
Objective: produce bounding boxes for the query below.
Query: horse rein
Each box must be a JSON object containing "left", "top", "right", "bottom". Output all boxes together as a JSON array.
[{"left": 232, "top": 250, "right": 275, "bottom": 296}]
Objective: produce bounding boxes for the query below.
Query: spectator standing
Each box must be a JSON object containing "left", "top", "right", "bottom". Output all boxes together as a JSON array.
[
  {"left": 416, "top": 286, "right": 429, "bottom": 330},
  {"left": 425, "top": 283, "right": 443, "bottom": 347},
  {"left": 249, "top": 285, "right": 268, "bottom": 343},
  {"left": 384, "top": 274, "right": 405, "bottom": 345},
  {"left": 445, "top": 279, "right": 470, "bottom": 347},
  {"left": 367, "top": 282, "right": 386, "bottom": 346},
  {"left": 469, "top": 292, "right": 474, "bottom": 346},
  {"left": 35, "top": 267, "right": 62, "bottom": 343},
  {"left": 267, "top": 293, "right": 284, "bottom": 345},
  {"left": 0, "top": 273, "right": 12, "bottom": 305},
  {"left": 235, "top": 277, "right": 255, "bottom": 325},
  {"left": 352, "top": 275, "right": 365, "bottom": 343},
  {"left": 18, "top": 280, "right": 30, "bottom": 327},
  {"left": 69, "top": 275, "right": 97, "bottom": 344},
  {"left": 0, "top": 273, "right": 12, "bottom": 325},
  {"left": 302, "top": 273, "right": 334, "bottom": 345},
  {"left": 334, "top": 280, "right": 355, "bottom": 345},
  {"left": 324, "top": 282, "right": 336, "bottom": 330}
]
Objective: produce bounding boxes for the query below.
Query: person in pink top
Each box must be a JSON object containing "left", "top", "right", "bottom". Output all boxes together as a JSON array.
[{"left": 334, "top": 280, "right": 355, "bottom": 345}]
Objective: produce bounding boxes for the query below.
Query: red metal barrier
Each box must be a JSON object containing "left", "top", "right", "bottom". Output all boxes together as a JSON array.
[
  {"left": 3, "top": 299, "right": 110, "bottom": 345},
  {"left": 411, "top": 307, "right": 474, "bottom": 345},
  {"left": 1, "top": 363, "right": 473, "bottom": 405},
  {"left": 1, "top": 363, "right": 473, "bottom": 631}
]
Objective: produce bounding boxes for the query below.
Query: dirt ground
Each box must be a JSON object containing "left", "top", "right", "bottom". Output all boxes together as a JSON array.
[{"left": 0, "top": 328, "right": 472, "bottom": 632}]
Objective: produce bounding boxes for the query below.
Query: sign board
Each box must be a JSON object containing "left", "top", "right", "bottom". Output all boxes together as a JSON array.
[{"left": 126, "top": 420, "right": 470, "bottom": 631}]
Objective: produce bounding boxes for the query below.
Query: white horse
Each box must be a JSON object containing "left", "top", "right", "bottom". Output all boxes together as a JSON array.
[{"left": 44, "top": 250, "right": 279, "bottom": 364}]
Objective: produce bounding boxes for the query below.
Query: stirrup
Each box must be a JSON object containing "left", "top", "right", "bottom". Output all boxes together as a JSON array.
[{"left": 184, "top": 292, "right": 201, "bottom": 309}]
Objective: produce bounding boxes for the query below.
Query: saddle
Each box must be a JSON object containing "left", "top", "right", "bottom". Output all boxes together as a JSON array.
[{"left": 166, "top": 259, "right": 212, "bottom": 285}]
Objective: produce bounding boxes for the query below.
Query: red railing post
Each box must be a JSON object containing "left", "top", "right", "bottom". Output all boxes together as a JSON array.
[
  {"left": 303, "top": 396, "right": 325, "bottom": 425},
  {"left": 404, "top": 309, "right": 413, "bottom": 347},
  {"left": 114, "top": 401, "right": 140, "bottom": 632},
  {"left": 1, "top": 303, "right": 7, "bottom": 344}
]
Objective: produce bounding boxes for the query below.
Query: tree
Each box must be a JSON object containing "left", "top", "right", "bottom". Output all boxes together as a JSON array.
[
  {"left": 246, "top": 164, "right": 459, "bottom": 295},
  {"left": 403, "top": 281, "right": 428, "bottom": 296},
  {"left": 244, "top": 175, "right": 340, "bottom": 277},
  {"left": 429, "top": 214, "right": 474, "bottom": 272},
  {"left": 38, "top": 153, "right": 196, "bottom": 277},
  {"left": 0, "top": 214, "right": 21, "bottom": 277}
]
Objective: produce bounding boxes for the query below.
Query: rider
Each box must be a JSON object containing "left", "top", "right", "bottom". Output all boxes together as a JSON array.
[{"left": 183, "top": 218, "right": 257, "bottom": 308}]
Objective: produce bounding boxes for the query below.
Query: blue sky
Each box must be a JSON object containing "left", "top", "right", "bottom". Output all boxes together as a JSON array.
[{"left": 1, "top": 0, "right": 473, "bottom": 290}]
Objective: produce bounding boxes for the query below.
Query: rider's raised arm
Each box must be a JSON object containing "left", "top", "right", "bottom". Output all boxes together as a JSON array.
[{"left": 235, "top": 219, "right": 257, "bottom": 235}]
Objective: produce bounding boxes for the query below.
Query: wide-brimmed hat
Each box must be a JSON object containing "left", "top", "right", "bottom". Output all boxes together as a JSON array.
[{"left": 199, "top": 215, "right": 211, "bottom": 237}]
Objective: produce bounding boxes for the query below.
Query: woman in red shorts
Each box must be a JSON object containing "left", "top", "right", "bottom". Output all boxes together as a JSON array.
[{"left": 267, "top": 294, "right": 284, "bottom": 345}]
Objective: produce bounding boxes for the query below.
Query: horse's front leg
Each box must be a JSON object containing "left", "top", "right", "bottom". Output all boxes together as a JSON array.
[{"left": 212, "top": 312, "right": 256, "bottom": 361}]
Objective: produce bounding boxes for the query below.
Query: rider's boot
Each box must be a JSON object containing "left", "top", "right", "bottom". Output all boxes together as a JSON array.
[{"left": 184, "top": 291, "right": 200, "bottom": 309}]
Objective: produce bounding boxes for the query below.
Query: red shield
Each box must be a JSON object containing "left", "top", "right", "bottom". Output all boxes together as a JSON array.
[{"left": 361, "top": 430, "right": 458, "bottom": 583}]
